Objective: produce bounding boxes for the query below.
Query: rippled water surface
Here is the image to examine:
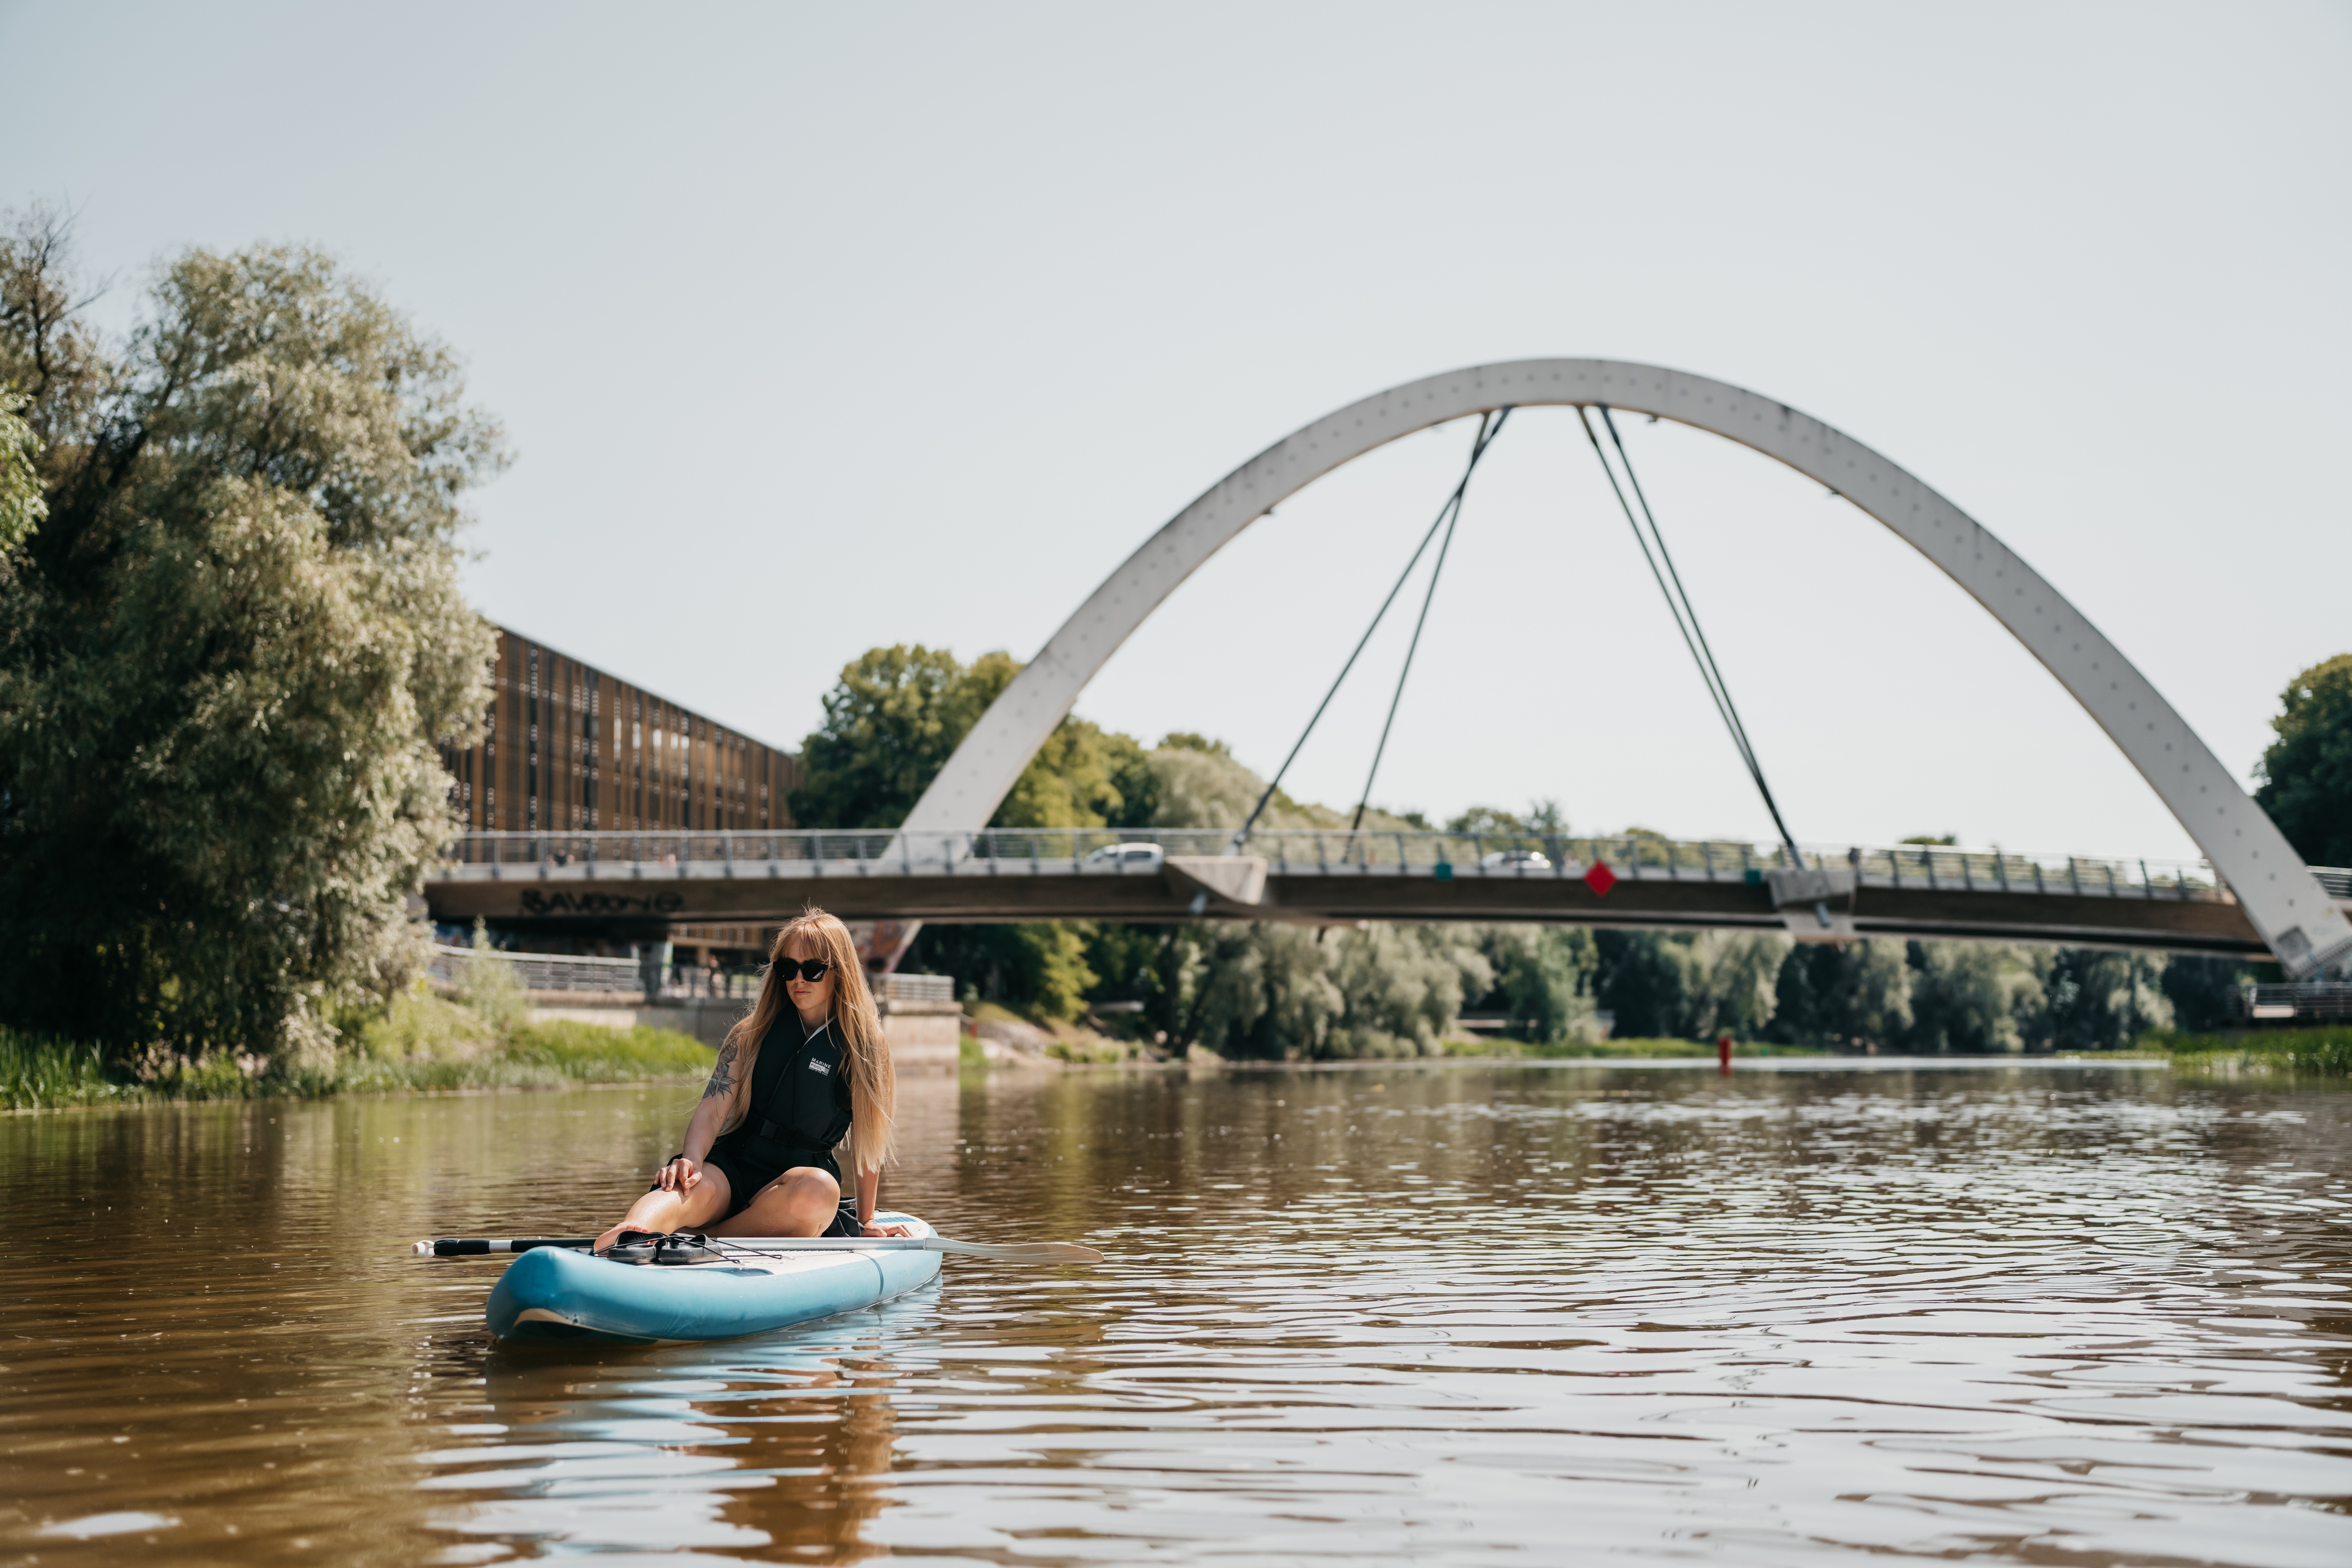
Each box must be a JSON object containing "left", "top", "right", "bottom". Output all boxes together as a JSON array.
[{"left": 8, "top": 1061, "right": 2352, "bottom": 1566}]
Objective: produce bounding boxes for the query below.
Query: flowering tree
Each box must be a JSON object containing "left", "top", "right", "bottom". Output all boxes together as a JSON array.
[{"left": 0, "top": 208, "right": 499, "bottom": 1066}]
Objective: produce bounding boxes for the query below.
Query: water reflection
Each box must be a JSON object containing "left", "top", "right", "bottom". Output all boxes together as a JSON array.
[
  {"left": 429, "top": 1304, "right": 930, "bottom": 1561},
  {"left": 6, "top": 1065, "right": 2352, "bottom": 1565}
]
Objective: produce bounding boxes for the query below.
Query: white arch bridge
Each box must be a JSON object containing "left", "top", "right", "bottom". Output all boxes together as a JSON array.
[{"left": 428, "top": 360, "right": 2352, "bottom": 978}]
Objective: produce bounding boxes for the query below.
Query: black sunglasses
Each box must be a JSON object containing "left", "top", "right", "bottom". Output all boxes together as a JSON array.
[{"left": 775, "top": 958, "right": 832, "bottom": 983}]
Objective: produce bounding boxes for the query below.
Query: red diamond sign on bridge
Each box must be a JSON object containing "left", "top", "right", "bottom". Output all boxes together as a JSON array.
[{"left": 1583, "top": 860, "right": 1617, "bottom": 897}]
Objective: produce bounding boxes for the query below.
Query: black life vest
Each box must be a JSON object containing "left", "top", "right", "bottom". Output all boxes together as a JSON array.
[{"left": 738, "top": 1012, "right": 854, "bottom": 1153}]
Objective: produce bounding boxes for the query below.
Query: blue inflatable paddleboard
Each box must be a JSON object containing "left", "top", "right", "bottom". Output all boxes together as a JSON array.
[{"left": 487, "top": 1212, "right": 941, "bottom": 1344}]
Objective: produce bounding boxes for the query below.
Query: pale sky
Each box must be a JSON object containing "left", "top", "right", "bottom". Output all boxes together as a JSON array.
[{"left": 6, "top": 1, "right": 2348, "bottom": 862}]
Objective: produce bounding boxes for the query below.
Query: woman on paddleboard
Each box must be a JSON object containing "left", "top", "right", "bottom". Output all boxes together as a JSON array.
[{"left": 594, "top": 909, "right": 907, "bottom": 1248}]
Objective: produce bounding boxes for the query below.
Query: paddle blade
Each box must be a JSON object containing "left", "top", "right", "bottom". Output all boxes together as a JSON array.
[{"left": 1004, "top": 1241, "right": 1104, "bottom": 1264}]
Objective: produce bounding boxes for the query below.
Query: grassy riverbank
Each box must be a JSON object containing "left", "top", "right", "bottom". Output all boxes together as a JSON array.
[
  {"left": 1444, "top": 1037, "right": 1833, "bottom": 1059},
  {"left": 1453, "top": 1030, "right": 2352, "bottom": 1072},
  {"left": 2, "top": 990, "right": 715, "bottom": 1112},
  {"left": 2145, "top": 1025, "right": 2352, "bottom": 1078}
]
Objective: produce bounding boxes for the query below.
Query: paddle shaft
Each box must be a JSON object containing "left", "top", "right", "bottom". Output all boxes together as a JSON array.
[
  {"left": 418, "top": 1238, "right": 591, "bottom": 1256},
  {"left": 414, "top": 1235, "right": 1102, "bottom": 1264}
]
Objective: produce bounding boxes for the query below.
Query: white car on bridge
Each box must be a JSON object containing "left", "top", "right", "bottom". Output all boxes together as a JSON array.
[
  {"left": 1083, "top": 842, "right": 1166, "bottom": 872},
  {"left": 1479, "top": 850, "right": 1553, "bottom": 871}
]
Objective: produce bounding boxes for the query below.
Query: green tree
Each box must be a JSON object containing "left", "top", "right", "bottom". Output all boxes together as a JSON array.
[
  {"left": 2039, "top": 950, "right": 2171, "bottom": 1052},
  {"left": 1180, "top": 922, "right": 1485, "bottom": 1060},
  {"left": 1145, "top": 730, "right": 1419, "bottom": 837},
  {"left": 1077, "top": 921, "right": 1170, "bottom": 1016},
  {"left": 1004, "top": 922, "right": 1098, "bottom": 1019},
  {"left": 1684, "top": 931, "right": 1788, "bottom": 1039},
  {"left": 997, "top": 717, "right": 1156, "bottom": 830},
  {"left": 0, "top": 210, "right": 500, "bottom": 1065},
  {"left": 1149, "top": 742, "right": 1270, "bottom": 830},
  {"left": 1905, "top": 941, "right": 2044, "bottom": 1053},
  {"left": 1491, "top": 925, "right": 1599, "bottom": 1043},
  {"left": 1446, "top": 800, "right": 1567, "bottom": 838},
  {"left": 1589, "top": 928, "right": 1790, "bottom": 1041},
  {"left": 908, "top": 920, "right": 1102, "bottom": 1022},
  {"left": 788, "top": 644, "right": 1156, "bottom": 830},
  {"left": 2254, "top": 654, "right": 2352, "bottom": 868},
  {"left": 786, "top": 645, "right": 1001, "bottom": 828},
  {"left": 2162, "top": 954, "right": 2262, "bottom": 1032},
  {"left": 1594, "top": 930, "right": 1692, "bottom": 1038},
  {"left": 1770, "top": 941, "right": 1913, "bottom": 1047},
  {"left": 0, "top": 388, "right": 42, "bottom": 555}
]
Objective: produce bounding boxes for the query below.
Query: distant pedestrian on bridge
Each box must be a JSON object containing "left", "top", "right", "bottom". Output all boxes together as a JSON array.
[{"left": 593, "top": 909, "right": 907, "bottom": 1248}]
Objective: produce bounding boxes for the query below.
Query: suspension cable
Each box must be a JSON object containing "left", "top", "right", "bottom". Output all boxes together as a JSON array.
[
  {"left": 1349, "top": 408, "right": 1507, "bottom": 831},
  {"left": 1228, "top": 408, "right": 1513, "bottom": 854},
  {"left": 1578, "top": 404, "right": 1801, "bottom": 860}
]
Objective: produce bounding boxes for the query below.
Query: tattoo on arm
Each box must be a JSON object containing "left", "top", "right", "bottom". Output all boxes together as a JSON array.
[{"left": 703, "top": 1043, "right": 737, "bottom": 1100}]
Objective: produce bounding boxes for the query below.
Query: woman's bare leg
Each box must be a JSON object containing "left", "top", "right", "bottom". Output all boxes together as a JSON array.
[
  {"left": 709, "top": 1166, "right": 841, "bottom": 1238},
  {"left": 594, "top": 1167, "right": 734, "bottom": 1250}
]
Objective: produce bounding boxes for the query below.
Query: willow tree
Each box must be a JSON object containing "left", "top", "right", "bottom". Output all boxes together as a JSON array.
[
  {"left": 0, "top": 208, "right": 500, "bottom": 1065},
  {"left": 0, "top": 388, "right": 40, "bottom": 553}
]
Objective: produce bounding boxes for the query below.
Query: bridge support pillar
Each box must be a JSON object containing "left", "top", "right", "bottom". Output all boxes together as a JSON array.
[{"left": 1767, "top": 867, "right": 1858, "bottom": 944}]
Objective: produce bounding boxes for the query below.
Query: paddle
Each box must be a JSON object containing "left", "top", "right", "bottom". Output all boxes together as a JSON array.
[
  {"left": 415, "top": 1238, "right": 591, "bottom": 1255},
  {"left": 714, "top": 1236, "right": 1102, "bottom": 1264},
  {"left": 413, "top": 1235, "right": 1104, "bottom": 1264}
]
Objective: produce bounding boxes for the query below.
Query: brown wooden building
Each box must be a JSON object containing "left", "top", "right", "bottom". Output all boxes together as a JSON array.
[{"left": 441, "top": 625, "right": 799, "bottom": 835}]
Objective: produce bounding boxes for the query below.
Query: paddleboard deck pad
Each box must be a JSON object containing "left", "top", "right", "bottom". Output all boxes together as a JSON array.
[{"left": 487, "top": 1213, "right": 941, "bottom": 1345}]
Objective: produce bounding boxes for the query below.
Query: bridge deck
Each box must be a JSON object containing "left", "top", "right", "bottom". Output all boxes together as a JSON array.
[{"left": 425, "top": 831, "right": 2345, "bottom": 956}]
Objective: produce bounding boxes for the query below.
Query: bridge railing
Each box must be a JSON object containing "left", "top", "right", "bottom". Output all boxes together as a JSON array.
[
  {"left": 441, "top": 831, "right": 910, "bottom": 868},
  {"left": 1232, "top": 831, "right": 2233, "bottom": 901},
  {"left": 1843, "top": 843, "right": 2224, "bottom": 901},
  {"left": 2242, "top": 981, "right": 2352, "bottom": 1021},
  {"left": 427, "top": 829, "right": 2317, "bottom": 906},
  {"left": 425, "top": 943, "right": 644, "bottom": 994},
  {"left": 423, "top": 942, "right": 957, "bottom": 1003}
]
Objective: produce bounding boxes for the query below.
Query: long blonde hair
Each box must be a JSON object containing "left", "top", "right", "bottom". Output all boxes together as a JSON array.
[{"left": 720, "top": 908, "right": 895, "bottom": 1176}]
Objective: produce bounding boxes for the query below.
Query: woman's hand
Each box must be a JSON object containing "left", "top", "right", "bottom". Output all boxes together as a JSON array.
[
  {"left": 659, "top": 1156, "right": 702, "bottom": 1193},
  {"left": 861, "top": 1220, "right": 913, "bottom": 1237}
]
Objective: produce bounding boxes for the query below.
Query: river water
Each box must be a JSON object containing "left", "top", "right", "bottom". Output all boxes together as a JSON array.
[{"left": 6, "top": 1061, "right": 2352, "bottom": 1566}]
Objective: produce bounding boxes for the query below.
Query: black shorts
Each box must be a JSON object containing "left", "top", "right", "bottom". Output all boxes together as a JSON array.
[{"left": 654, "top": 1145, "right": 857, "bottom": 1235}]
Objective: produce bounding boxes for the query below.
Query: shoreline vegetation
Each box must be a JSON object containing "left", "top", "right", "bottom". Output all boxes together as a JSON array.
[
  {"left": 3, "top": 986, "right": 716, "bottom": 1112},
  {"left": 19, "top": 1005, "right": 2352, "bottom": 1114},
  {"left": 965, "top": 1003, "right": 1839, "bottom": 1066},
  {"left": 1446, "top": 1038, "right": 1834, "bottom": 1059},
  {"left": 2150, "top": 1026, "right": 2352, "bottom": 1078}
]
